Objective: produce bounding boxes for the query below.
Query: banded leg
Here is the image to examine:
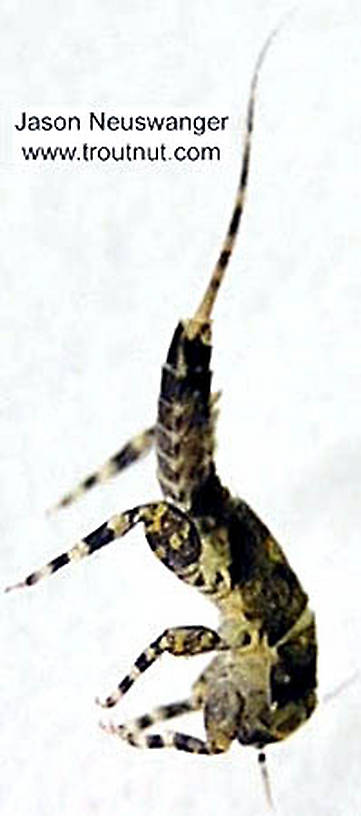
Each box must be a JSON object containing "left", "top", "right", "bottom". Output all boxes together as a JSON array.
[
  {"left": 48, "top": 426, "right": 155, "bottom": 512},
  {"left": 100, "top": 722, "right": 220, "bottom": 755},
  {"left": 49, "top": 392, "right": 221, "bottom": 514},
  {"left": 5, "top": 500, "right": 201, "bottom": 592},
  {"left": 96, "top": 625, "right": 222, "bottom": 709},
  {"left": 100, "top": 696, "right": 213, "bottom": 753}
]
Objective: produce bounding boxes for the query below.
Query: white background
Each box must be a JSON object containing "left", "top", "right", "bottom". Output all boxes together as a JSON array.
[{"left": 1, "top": 1, "right": 361, "bottom": 815}]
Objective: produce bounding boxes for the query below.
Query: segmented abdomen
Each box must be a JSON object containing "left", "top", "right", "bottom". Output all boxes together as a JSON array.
[{"left": 156, "top": 319, "right": 215, "bottom": 508}]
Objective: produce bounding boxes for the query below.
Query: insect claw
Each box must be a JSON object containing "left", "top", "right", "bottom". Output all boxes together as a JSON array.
[
  {"left": 45, "top": 503, "right": 58, "bottom": 516},
  {"left": 95, "top": 692, "right": 119, "bottom": 708},
  {"left": 4, "top": 580, "right": 26, "bottom": 593},
  {"left": 99, "top": 720, "right": 120, "bottom": 736},
  {"left": 95, "top": 695, "right": 108, "bottom": 709}
]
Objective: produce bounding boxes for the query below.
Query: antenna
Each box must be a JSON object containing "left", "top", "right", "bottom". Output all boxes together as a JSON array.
[{"left": 258, "top": 751, "right": 275, "bottom": 811}]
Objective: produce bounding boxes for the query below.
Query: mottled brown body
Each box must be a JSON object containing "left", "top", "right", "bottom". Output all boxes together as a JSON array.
[
  {"left": 143, "top": 313, "right": 317, "bottom": 750},
  {"left": 7, "top": 25, "right": 317, "bottom": 770},
  {"left": 156, "top": 320, "right": 214, "bottom": 506}
]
